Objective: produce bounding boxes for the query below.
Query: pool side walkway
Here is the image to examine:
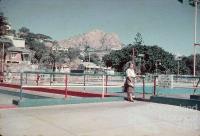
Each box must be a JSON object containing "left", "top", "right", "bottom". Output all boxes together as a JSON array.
[{"left": 0, "top": 101, "right": 200, "bottom": 136}]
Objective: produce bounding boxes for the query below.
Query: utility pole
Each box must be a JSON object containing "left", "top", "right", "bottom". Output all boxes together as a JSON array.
[
  {"left": 132, "top": 48, "right": 135, "bottom": 65},
  {"left": 193, "top": 0, "right": 200, "bottom": 76}
]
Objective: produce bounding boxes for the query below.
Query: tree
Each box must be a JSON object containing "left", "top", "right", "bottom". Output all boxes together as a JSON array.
[
  {"left": 181, "top": 54, "right": 200, "bottom": 75},
  {"left": 67, "top": 47, "right": 81, "bottom": 62},
  {"left": 102, "top": 43, "right": 191, "bottom": 74},
  {"left": 102, "top": 32, "right": 197, "bottom": 74},
  {"left": 134, "top": 32, "right": 144, "bottom": 45},
  {"left": 103, "top": 47, "right": 131, "bottom": 71},
  {"left": 178, "top": 0, "right": 198, "bottom": 6},
  {"left": 19, "top": 27, "right": 30, "bottom": 34},
  {"left": 0, "top": 12, "right": 10, "bottom": 36},
  {"left": 177, "top": 0, "right": 200, "bottom": 75},
  {"left": 17, "top": 27, "right": 53, "bottom": 64},
  {"left": 85, "top": 53, "right": 100, "bottom": 65},
  {"left": 51, "top": 50, "right": 68, "bottom": 72}
]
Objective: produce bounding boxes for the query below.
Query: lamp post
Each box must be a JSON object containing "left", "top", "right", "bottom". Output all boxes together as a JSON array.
[
  {"left": 87, "top": 48, "right": 95, "bottom": 63},
  {"left": 132, "top": 48, "right": 135, "bottom": 65},
  {"left": 193, "top": 0, "right": 200, "bottom": 76},
  {"left": 155, "top": 60, "right": 161, "bottom": 75},
  {"left": 138, "top": 54, "right": 144, "bottom": 73},
  {"left": 175, "top": 56, "right": 182, "bottom": 75}
]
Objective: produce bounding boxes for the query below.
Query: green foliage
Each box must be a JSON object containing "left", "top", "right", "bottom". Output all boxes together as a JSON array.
[
  {"left": 0, "top": 12, "right": 9, "bottom": 36},
  {"left": 84, "top": 53, "right": 101, "bottom": 65},
  {"left": 177, "top": 0, "right": 199, "bottom": 7},
  {"left": 103, "top": 45, "right": 132, "bottom": 71},
  {"left": 67, "top": 47, "right": 81, "bottom": 61},
  {"left": 134, "top": 32, "right": 144, "bottom": 45},
  {"left": 102, "top": 32, "right": 199, "bottom": 75},
  {"left": 103, "top": 44, "right": 191, "bottom": 74},
  {"left": 19, "top": 27, "right": 30, "bottom": 34},
  {"left": 182, "top": 54, "right": 200, "bottom": 75},
  {"left": 18, "top": 27, "right": 53, "bottom": 64},
  {"left": 103, "top": 42, "right": 200, "bottom": 75}
]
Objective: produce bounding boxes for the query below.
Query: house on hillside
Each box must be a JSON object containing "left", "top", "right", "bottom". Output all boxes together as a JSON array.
[
  {"left": 78, "top": 62, "right": 100, "bottom": 73},
  {"left": 2, "top": 35, "right": 32, "bottom": 64},
  {"left": 5, "top": 47, "right": 32, "bottom": 64},
  {"left": 5, "top": 35, "right": 25, "bottom": 48},
  {"left": 52, "top": 44, "right": 68, "bottom": 51},
  {"left": 78, "top": 62, "right": 114, "bottom": 74}
]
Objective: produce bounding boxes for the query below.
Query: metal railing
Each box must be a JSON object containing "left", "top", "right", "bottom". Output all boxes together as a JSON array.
[{"left": 0, "top": 71, "right": 148, "bottom": 100}]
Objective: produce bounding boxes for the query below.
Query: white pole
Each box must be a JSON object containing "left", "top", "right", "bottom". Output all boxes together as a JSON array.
[
  {"left": 178, "top": 60, "right": 180, "bottom": 75},
  {"left": 194, "top": 0, "right": 198, "bottom": 77}
]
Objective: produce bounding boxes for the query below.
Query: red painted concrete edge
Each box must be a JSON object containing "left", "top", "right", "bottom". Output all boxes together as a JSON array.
[
  {"left": 0, "top": 83, "right": 117, "bottom": 97},
  {"left": 0, "top": 105, "right": 17, "bottom": 109}
]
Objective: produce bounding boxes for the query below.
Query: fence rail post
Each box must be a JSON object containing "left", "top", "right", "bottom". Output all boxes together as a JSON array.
[
  {"left": 105, "top": 75, "right": 108, "bottom": 94},
  {"left": 102, "top": 74, "right": 105, "bottom": 98},
  {"left": 153, "top": 75, "right": 157, "bottom": 95},
  {"left": 20, "top": 72, "right": 23, "bottom": 100},
  {"left": 25, "top": 73, "right": 27, "bottom": 84},
  {"left": 84, "top": 74, "right": 86, "bottom": 90},
  {"left": 65, "top": 74, "right": 68, "bottom": 98},
  {"left": 142, "top": 76, "right": 145, "bottom": 99},
  {"left": 50, "top": 74, "right": 52, "bottom": 86}
]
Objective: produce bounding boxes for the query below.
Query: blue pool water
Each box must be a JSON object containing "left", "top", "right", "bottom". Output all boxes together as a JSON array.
[{"left": 69, "top": 86, "right": 200, "bottom": 95}]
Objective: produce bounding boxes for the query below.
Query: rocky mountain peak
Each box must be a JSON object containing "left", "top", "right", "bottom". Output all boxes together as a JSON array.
[{"left": 58, "top": 29, "right": 122, "bottom": 51}]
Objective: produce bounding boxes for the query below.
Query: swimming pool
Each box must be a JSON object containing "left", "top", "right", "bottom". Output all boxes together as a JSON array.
[{"left": 68, "top": 85, "right": 200, "bottom": 95}]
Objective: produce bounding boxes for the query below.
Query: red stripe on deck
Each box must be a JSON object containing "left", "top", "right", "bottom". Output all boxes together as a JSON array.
[
  {"left": 0, "top": 83, "right": 116, "bottom": 97},
  {"left": 0, "top": 105, "right": 17, "bottom": 109}
]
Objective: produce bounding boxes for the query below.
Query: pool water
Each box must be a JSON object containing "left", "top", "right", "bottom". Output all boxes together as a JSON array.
[{"left": 69, "top": 86, "right": 200, "bottom": 95}]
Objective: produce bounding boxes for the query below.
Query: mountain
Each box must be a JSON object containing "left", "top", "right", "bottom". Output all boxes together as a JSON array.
[{"left": 58, "top": 29, "right": 122, "bottom": 51}]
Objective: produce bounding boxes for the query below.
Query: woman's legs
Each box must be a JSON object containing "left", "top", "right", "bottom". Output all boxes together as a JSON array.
[{"left": 127, "top": 86, "right": 134, "bottom": 102}]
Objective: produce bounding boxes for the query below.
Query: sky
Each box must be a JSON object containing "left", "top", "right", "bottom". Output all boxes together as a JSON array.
[{"left": 1, "top": 0, "right": 200, "bottom": 56}]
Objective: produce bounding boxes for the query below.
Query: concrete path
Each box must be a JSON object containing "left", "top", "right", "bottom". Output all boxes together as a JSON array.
[
  {"left": 0, "top": 101, "right": 200, "bottom": 136},
  {"left": 0, "top": 93, "right": 17, "bottom": 109}
]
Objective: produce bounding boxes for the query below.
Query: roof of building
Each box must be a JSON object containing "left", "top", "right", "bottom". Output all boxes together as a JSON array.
[
  {"left": 0, "top": 36, "right": 14, "bottom": 47},
  {"left": 79, "top": 62, "right": 100, "bottom": 69},
  {"left": 7, "top": 47, "right": 32, "bottom": 53}
]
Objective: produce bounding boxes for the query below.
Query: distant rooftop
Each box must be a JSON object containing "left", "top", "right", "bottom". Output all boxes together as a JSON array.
[{"left": 7, "top": 47, "right": 31, "bottom": 53}]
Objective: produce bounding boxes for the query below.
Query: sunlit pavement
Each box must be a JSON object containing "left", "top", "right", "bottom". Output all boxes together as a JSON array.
[{"left": 0, "top": 101, "right": 200, "bottom": 136}]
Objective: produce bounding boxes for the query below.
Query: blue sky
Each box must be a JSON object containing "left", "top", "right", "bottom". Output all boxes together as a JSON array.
[{"left": 1, "top": 0, "right": 200, "bottom": 56}]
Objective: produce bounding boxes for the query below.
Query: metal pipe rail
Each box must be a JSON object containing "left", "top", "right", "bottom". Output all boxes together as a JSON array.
[
  {"left": 154, "top": 75, "right": 200, "bottom": 95},
  {"left": 1, "top": 71, "right": 147, "bottom": 100}
]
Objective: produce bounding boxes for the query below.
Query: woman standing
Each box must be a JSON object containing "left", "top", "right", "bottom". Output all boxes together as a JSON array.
[{"left": 124, "top": 62, "right": 136, "bottom": 102}]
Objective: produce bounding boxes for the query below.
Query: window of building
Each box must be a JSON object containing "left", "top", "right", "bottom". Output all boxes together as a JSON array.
[{"left": 11, "top": 53, "right": 17, "bottom": 58}]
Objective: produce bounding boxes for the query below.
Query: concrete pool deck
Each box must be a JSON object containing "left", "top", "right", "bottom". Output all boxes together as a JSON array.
[{"left": 0, "top": 101, "right": 200, "bottom": 136}]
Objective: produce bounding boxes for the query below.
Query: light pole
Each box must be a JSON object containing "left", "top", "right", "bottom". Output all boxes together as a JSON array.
[
  {"left": 87, "top": 48, "right": 95, "bottom": 63},
  {"left": 193, "top": 0, "right": 200, "bottom": 76},
  {"left": 132, "top": 48, "right": 135, "bottom": 65},
  {"left": 138, "top": 53, "right": 144, "bottom": 72},
  {"left": 175, "top": 56, "right": 182, "bottom": 75},
  {"left": 155, "top": 60, "right": 161, "bottom": 75}
]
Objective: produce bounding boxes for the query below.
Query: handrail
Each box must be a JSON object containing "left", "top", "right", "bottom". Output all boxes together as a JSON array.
[
  {"left": 2, "top": 70, "right": 147, "bottom": 100},
  {"left": 23, "top": 71, "right": 125, "bottom": 77}
]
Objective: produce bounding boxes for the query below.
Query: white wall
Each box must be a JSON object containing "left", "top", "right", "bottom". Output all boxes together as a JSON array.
[
  {"left": 5, "top": 36, "right": 25, "bottom": 48},
  {"left": 12, "top": 38, "right": 25, "bottom": 48}
]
